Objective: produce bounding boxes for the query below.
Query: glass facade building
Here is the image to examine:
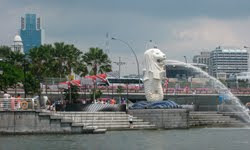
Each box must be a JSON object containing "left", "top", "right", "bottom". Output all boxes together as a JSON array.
[
  {"left": 20, "top": 14, "right": 42, "bottom": 53},
  {"left": 210, "top": 46, "right": 249, "bottom": 78}
]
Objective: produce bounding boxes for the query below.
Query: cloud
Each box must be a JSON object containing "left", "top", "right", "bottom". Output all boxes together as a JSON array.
[
  {"left": 161, "top": 18, "right": 250, "bottom": 61},
  {"left": 1, "top": 0, "right": 250, "bottom": 75}
]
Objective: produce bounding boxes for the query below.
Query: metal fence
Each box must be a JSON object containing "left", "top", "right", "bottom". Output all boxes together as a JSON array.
[{"left": 0, "top": 97, "right": 40, "bottom": 111}]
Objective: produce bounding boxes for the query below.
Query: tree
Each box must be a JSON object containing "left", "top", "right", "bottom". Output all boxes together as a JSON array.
[
  {"left": 28, "top": 42, "right": 87, "bottom": 79},
  {"left": 0, "top": 46, "right": 24, "bottom": 92},
  {"left": 90, "top": 89, "right": 103, "bottom": 100},
  {"left": 28, "top": 44, "right": 53, "bottom": 79},
  {"left": 0, "top": 62, "right": 23, "bottom": 92},
  {"left": 82, "top": 47, "right": 112, "bottom": 75},
  {"left": 116, "top": 86, "right": 124, "bottom": 103},
  {"left": 0, "top": 46, "right": 12, "bottom": 59},
  {"left": 82, "top": 47, "right": 112, "bottom": 101},
  {"left": 23, "top": 71, "right": 41, "bottom": 96},
  {"left": 63, "top": 84, "right": 80, "bottom": 103}
]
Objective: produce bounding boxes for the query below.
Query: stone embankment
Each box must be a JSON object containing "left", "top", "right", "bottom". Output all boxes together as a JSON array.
[
  {"left": 0, "top": 111, "right": 155, "bottom": 134},
  {"left": 128, "top": 109, "right": 189, "bottom": 129},
  {"left": 0, "top": 110, "right": 248, "bottom": 135},
  {"left": 189, "top": 111, "right": 247, "bottom": 127}
]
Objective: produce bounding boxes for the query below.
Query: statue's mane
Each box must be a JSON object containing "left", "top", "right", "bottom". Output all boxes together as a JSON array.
[{"left": 143, "top": 49, "right": 164, "bottom": 80}]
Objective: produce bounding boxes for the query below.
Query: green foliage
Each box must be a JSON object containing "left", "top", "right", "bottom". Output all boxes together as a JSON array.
[
  {"left": 82, "top": 47, "right": 112, "bottom": 75},
  {"left": 238, "top": 80, "right": 249, "bottom": 88},
  {"left": 28, "top": 42, "right": 88, "bottom": 79},
  {"left": 0, "top": 62, "right": 23, "bottom": 91},
  {"left": 82, "top": 47, "right": 111, "bottom": 102},
  {"left": 90, "top": 89, "right": 103, "bottom": 100},
  {"left": 23, "top": 71, "right": 41, "bottom": 96},
  {"left": 0, "top": 46, "right": 24, "bottom": 92},
  {"left": 63, "top": 84, "right": 80, "bottom": 103},
  {"left": 116, "top": 86, "right": 124, "bottom": 94},
  {"left": 116, "top": 86, "right": 124, "bottom": 102},
  {"left": 0, "top": 44, "right": 112, "bottom": 101},
  {"left": 0, "top": 46, "right": 12, "bottom": 58}
]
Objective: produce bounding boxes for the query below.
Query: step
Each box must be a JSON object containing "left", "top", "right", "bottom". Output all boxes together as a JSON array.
[
  {"left": 60, "top": 119, "right": 73, "bottom": 123},
  {"left": 75, "top": 121, "right": 149, "bottom": 125},
  {"left": 82, "top": 126, "right": 96, "bottom": 133},
  {"left": 71, "top": 119, "right": 144, "bottom": 122},
  {"left": 189, "top": 113, "right": 224, "bottom": 116},
  {"left": 84, "top": 122, "right": 150, "bottom": 126},
  {"left": 57, "top": 111, "right": 126, "bottom": 114},
  {"left": 94, "top": 124, "right": 156, "bottom": 130},
  {"left": 56, "top": 115, "right": 135, "bottom": 118},
  {"left": 189, "top": 115, "right": 229, "bottom": 118},
  {"left": 189, "top": 118, "right": 233, "bottom": 121},
  {"left": 56, "top": 112, "right": 126, "bottom": 115},
  {"left": 50, "top": 115, "right": 63, "bottom": 119},
  {"left": 39, "top": 112, "right": 53, "bottom": 116},
  {"left": 71, "top": 123, "right": 86, "bottom": 127},
  {"left": 189, "top": 123, "right": 247, "bottom": 127},
  {"left": 190, "top": 111, "right": 218, "bottom": 114},
  {"left": 59, "top": 117, "right": 139, "bottom": 120},
  {"left": 189, "top": 120, "right": 237, "bottom": 124},
  {"left": 55, "top": 113, "right": 129, "bottom": 116},
  {"left": 93, "top": 129, "right": 107, "bottom": 134}
]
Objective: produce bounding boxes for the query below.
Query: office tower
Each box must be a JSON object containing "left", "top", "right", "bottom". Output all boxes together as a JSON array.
[
  {"left": 210, "top": 46, "right": 249, "bottom": 78},
  {"left": 20, "top": 14, "right": 43, "bottom": 53}
]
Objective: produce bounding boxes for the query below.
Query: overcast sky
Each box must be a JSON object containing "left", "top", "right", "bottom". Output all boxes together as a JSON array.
[{"left": 1, "top": 0, "right": 250, "bottom": 75}]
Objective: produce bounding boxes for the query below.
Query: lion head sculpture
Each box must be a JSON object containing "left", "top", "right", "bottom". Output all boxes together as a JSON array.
[{"left": 143, "top": 48, "right": 166, "bottom": 81}]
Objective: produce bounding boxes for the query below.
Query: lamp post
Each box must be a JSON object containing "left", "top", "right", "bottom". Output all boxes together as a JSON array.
[
  {"left": 113, "top": 57, "right": 126, "bottom": 79},
  {"left": 23, "top": 58, "right": 28, "bottom": 98},
  {"left": 145, "top": 40, "right": 153, "bottom": 50},
  {"left": 183, "top": 56, "right": 187, "bottom": 63},
  {"left": 111, "top": 37, "right": 141, "bottom": 87}
]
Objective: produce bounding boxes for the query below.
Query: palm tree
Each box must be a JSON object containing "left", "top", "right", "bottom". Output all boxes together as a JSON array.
[
  {"left": 52, "top": 42, "right": 87, "bottom": 79},
  {"left": 82, "top": 47, "right": 112, "bottom": 75},
  {"left": 28, "top": 44, "right": 53, "bottom": 78},
  {"left": 82, "top": 47, "right": 112, "bottom": 101}
]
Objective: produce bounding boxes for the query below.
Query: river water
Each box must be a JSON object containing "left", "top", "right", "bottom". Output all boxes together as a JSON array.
[{"left": 1, "top": 128, "right": 250, "bottom": 150}]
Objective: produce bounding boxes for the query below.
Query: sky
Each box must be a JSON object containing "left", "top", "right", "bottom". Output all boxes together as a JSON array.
[{"left": 1, "top": 0, "right": 250, "bottom": 76}]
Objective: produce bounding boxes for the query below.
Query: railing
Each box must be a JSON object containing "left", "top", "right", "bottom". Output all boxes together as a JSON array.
[
  {"left": 5, "top": 86, "right": 250, "bottom": 95},
  {"left": 0, "top": 97, "right": 40, "bottom": 111}
]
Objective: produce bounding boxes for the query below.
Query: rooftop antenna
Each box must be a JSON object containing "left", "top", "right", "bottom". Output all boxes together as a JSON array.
[{"left": 105, "top": 32, "right": 110, "bottom": 54}]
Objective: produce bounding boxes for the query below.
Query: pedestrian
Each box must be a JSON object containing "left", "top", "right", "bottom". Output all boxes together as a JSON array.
[
  {"left": 10, "top": 95, "right": 15, "bottom": 110},
  {"left": 128, "top": 114, "right": 133, "bottom": 128},
  {"left": 16, "top": 94, "right": 21, "bottom": 110},
  {"left": 3, "top": 91, "right": 10, "bottom": 110}
]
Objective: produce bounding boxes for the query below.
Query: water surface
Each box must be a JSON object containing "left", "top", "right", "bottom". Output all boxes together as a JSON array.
[{"left": 1, "top": 128, "right": 250, "bottom": 150}]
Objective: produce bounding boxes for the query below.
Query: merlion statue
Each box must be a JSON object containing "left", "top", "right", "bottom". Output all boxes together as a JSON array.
[{"left": 143, "top": 48, "right": 166, "bottom": 101}]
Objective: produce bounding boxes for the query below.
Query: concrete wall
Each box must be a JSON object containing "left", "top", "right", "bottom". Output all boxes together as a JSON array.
[
  {"left": 0, "top": 111, "right": 70, "bottom": 134},
  {"left": 128, "top": 109, "right": 189, "bottom": 129}
]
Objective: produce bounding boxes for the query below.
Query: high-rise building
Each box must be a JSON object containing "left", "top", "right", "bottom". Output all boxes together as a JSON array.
[
  {"left": 20, "top": 14, "right": 43, "bottom": 53},
  {"left": 193, "top": 51, "right": 211, "bottom": 66},
  {"left": 210, "top": 46, "right": 249, "bottom": 78},
  {"left": 12, "top": 35, "right": 24, "bottom": 53},
  {"left": 193, "top": 51, "right": 211, "bottom": 73}
]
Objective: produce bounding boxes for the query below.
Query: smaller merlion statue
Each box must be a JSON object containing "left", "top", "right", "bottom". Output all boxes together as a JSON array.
[{"left": 143, "top": 48, "right": 166, "bottom": 101}]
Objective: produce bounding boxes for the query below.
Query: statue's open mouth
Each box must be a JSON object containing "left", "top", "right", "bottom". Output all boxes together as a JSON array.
[{"left": 157, "top": 58, "right": 166, "bottom": 63}]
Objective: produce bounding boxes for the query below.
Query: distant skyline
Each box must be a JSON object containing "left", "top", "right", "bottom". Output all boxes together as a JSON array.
[{"left": 1, "top": 0, "right": 250, "bottom": 75}]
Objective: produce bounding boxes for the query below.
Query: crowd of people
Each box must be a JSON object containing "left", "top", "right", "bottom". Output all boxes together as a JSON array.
[{"left": 1, "top": 91, "right": 22, "bottom": 110}]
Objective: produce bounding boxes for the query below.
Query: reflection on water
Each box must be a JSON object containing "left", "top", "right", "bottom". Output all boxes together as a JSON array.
[{"left": 1, "top": 128, "right": 250, "bottom": 150}]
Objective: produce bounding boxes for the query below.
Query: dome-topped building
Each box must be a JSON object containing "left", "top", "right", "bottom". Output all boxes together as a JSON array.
[
  {"left": 12, "top": 34, "right": 24, "bottom": 53},
  {"left": 14, "top": 35, "right": 22, "bottom": 42}
]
